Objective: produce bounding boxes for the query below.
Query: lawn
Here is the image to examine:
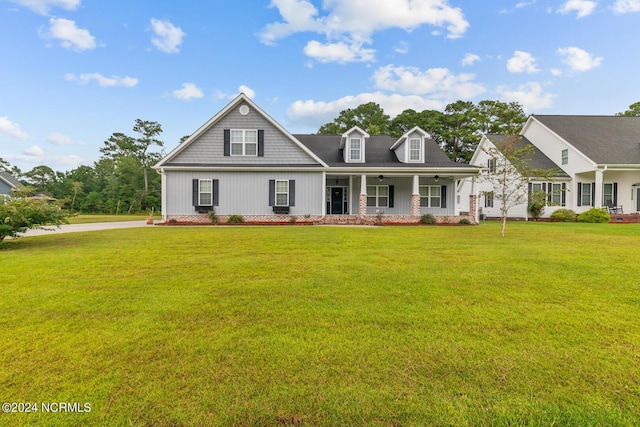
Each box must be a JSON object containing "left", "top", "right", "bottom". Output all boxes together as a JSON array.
[
  {"left": 66, "top": 214, "right": 152, "bottom": 224},
  {"left": 1, "top": 222, "right": 639, "bottom": 426}
]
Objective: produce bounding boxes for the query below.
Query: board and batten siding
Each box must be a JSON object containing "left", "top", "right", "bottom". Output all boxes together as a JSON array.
[
  {"left": 169, "top": 102, "right": 319, "bottom": 165},
  {"left": 165, "top": 171, "right": 324, "bottom": 215}
]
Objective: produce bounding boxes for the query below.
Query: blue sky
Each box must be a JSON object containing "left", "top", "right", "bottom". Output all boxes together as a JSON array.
[{"left": 1, "top": 0, "right": 639, "bottom": 172}]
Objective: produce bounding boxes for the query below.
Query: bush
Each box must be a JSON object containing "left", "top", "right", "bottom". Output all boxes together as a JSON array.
[
  {"left": 420, "top": 214, "right": 437, "bottom": 225},
  {"left": 577, "top": 208, "right": 610, "bottom": 223},
  {"left": 550, "top": 209, "right": 577, "bottom": 222},
  {"left": 527, "top": 201, "right": 545, "bottom": 221},
  {"left": 227, "top": 214, "right": 244, "bottom": 224},
  {"left": 208, "top": 211, "right": 219, "bottom": 224},
  {"left": 459, "top": 218, "right": 471, "bottom": 225}
]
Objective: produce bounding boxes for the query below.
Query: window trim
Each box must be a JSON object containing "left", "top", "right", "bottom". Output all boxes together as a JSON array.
[
  {"left": 349, "top": 137, "right": 362, "bottom": 162},
  {"left": 366, "top": 185, "right": 389, "bottom": 208},
  {"left": 484, "top": 191, "right": 494, "bottom": 208},
  {"left": 580, "top": 182, "right": 593, "bottom": 206},
  {"left": 198, "top": 179, "right": 213, "bottom": 206},
  {"left": 419, "top": 185, "right": 441, "bottom": 208},
  {"left": 275, "top": 179, "right": 289, "bottom": 207},
  {"left": 408, "top": 138, "right": 422, "bottom": 162},
  {"left": 561, "top": 149, "right": 568, "bottom": 165},
  {"left": 230, "top": 129, "right": 258, "bottom": 157}
]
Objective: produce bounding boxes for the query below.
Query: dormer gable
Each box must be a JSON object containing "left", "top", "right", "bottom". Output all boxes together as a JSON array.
[
  {"left": 390, "top": 126, "right": 430, "bottom": 163},
  {"left": 340, "top": 126, "right": 370, "bottom": 163}
]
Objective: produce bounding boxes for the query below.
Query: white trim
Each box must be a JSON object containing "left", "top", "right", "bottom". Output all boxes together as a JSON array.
[{"left": 230, "top": 129, "right": 258, "bottom": 157}]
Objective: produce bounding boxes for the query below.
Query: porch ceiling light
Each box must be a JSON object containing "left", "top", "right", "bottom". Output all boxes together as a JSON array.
[
  {"left": 434, "top": 175, "right": 439, "bottom": 182},
  {"left": 378, "top": 175, "right": 384, "bottom": 181}
]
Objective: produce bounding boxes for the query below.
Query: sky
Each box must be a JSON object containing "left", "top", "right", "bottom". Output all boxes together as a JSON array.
[{"left": 1, "top": 0, "right": 639, "bottom": 173}]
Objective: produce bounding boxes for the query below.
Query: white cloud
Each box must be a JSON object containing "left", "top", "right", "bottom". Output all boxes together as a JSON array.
[
  {"left": 557, "top": 0, "right": 597, "bottom": 18},
  {"left": 288, "top": 92, "right": 446, "bottom": 130},
  {"left": 372, "top": 65, "right": 486, "bottom": 99},
  {"left": 304, "top": 39, "right": 375, "bottom": 63},
  {"left": 507, "top": 51, "right": 539, "bottom": 73},
  {"left": 0, "top": 117, "right": 29, "bottom": 140},
  {"left": 394, "top": 41, "right": 409, "bottom": 54},
  {"left": 171, "top": 83, "right": 203, "bottom": 100},
  {"left": 24, "top": 145, "right": 44, "bottom": 158},
  {"left": 613, "top": 0, "right": 640, "bottom": 13},
  {"left": 497, "top": 82, "right": 555, "bottom": 112},
  {"left": 9, "top": 0, "right": 80, "bottom": 15},
  {"left": 557, "top": 46, "right": 603, "bottom": 72},
  {"left": 43, "top": 18, "right": 96, "bottom": 51},
  {"left": 150, "top": 18, "right": 186, "bottom": 53},
  {"left": 215, "top": 85, "right": 256, "bottom": 100},
  {"left": 65, "top": 73, "right": 138, "bottom": 87},
  {"left": 260, "top": 0, "right": 469, "bottom": 63},
  {"left": 461, "top": 53, "right": 480, "bottom": 66},
  {"left": 47, "top": 132, "right": 74, "bottom": 145}
]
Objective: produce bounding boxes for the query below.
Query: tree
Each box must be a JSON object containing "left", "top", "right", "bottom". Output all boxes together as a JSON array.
[
  {"left": 23, "top": 165, "right": 57, "bottom": 193},
  {"left": 440, "top": 101, "right": 479, "bottom": 162},
  {"left": 616, "top": 102, "right": 640, "bottom": 117},
  {"left": 0, "top": 188, "right": 69, "bottom": 242},
  {"left": 475, "top": 100, "right": 527, "bottom": 135},
  {"left": 389, "top": 109, "right": 444, "bottom": 140},
  {"left": 480, "top": 137, "right": 557, "bottom": 236},
  {"left": 318, "top": 102, "right": 390, "bottom": 135}
]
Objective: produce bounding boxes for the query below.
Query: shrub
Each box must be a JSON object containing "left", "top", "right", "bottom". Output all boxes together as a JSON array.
[
  {"left": 550, "top": 209, "right": 577, "bottom": 222},
  {"left": 527, "top": 201, "right": 545, "bottom": 221},
  {"left": 227, "top": 214, "right": 244, "bottom": 224},
  {"left": 208, "top": 211, "right": 219, "bottom": 224},
  {"left": 577, "top": 208, "right": 610, "bottom": 223},
  {"left": 459, "top": 218, "right": 471, "bottom": 225},
  {"left": 168, "top": 218, "right": 178, "bottom": 224},
  {"left": 420, "top": 214, "right": 437, "bottom": 225}
]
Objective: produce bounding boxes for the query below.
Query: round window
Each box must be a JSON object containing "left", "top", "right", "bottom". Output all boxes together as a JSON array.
[{"left": 239, "top": 105, "right": 250, "bottom": 115}]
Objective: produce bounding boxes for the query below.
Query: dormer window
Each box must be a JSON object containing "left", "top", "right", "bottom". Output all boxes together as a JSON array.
[
  {"left": 409, "top": 138, "right": 422, "bottom": 162},
  {"left": 350, "top": 138, "right": 362, "bottom": 161}
]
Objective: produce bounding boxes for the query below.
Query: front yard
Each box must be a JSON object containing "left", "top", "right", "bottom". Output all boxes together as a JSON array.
[{"left": 1, "top": 223, "right": 639, "bottom": 426}]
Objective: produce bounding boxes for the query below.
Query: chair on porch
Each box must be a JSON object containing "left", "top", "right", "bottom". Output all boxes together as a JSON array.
[{"left": 606, "top": 201, "right": 623, "bottom": 214}]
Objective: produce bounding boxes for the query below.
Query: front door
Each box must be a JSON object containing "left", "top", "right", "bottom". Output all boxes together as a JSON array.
[{"left": 331, "top": 187, "right": 344, "bottom": 214}]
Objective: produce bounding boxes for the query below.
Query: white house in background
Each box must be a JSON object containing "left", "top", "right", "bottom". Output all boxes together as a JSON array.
[
  {"left": 460, "top": 115, "right": 640, "bottom": 219},
  {"left": 154, "top": 94, "right": 481, "bottom": 224}
]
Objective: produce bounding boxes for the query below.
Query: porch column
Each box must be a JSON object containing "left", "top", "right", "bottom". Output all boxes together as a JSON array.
[
  {"left": 359, "top": 175, "right": 368, "bottom": 216},
  {"left": 595, "top": 169, "right": 604, "bottom": 208},
  {"left": 411, "top": 175, "right": 421, "bottom": 216},
  {"left": 471, "top": 175, "right": 479, "bottom": 223}
]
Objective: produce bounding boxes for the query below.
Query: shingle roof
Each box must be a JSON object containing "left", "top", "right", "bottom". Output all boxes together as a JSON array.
[
  {"left": 485, "top": 134, "right": 569, "bottom": 178},
  {"left": 294, "top": 134, "right": 470, "bottom": 168},
  {"left": 533, "top": 115, "right": 640, "bottom": 165},
  {"left": 0, "top": 171, "right": 24, "bottom": 189}
]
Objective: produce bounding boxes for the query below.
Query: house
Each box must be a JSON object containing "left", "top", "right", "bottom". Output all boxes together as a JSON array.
[
  {"left": 0, "top": 172, "right": 24, "bottom": 198},
  {"left": 460, "top": 115, "right": 640, "bottom": 219},
  {"left": 154, "top": 94, "right": 481, "bottom": 224}
]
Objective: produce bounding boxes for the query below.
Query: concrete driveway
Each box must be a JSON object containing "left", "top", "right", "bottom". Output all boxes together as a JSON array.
[{"left": 20, "top": 220, "right": 150, "bottom": 237}]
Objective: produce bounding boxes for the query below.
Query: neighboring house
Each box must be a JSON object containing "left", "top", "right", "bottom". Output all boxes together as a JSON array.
[
  {"left": 460, "top": 115, "right": 640, "bottom": 218},
  {"left": 154, "top": 94, "right": 481, "bottom": 224},
  {"left": 0, "top": 172, "right": 24, "bottom": 198}
]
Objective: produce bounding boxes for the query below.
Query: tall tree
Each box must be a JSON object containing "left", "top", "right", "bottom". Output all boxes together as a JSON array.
[
  {"left": 23, "top": 165, "right": 57, "bottom": 193},
  {"left": 616, "top": 102, "right": 640, "bottom": 117},
  {"left": 475, "top": 100, "right": 527, "bottom": 135},
  {"left": 318, "top": 102, "right": 390, "bottom": 135},
  {"left": 389, "top": 109, "right": 445, "bottom": 140},
  {"left": 440, "top": 101, "right": 479, "bottom": 162}
]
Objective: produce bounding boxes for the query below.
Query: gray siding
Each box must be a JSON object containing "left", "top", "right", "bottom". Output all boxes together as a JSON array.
[
  {"left": 165, "top": 171, "right": 324, "bottom": 215},
  {"left": 170, "top": 102, "right": 319, "bottom": 165}
]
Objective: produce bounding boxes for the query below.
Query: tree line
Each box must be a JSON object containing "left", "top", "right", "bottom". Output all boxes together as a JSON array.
[{"left": 2, "top": 101, "right": 639, "bottom": 215}]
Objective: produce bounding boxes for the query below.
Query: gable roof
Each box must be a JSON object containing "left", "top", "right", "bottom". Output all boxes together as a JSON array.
[
  {"left": 484, "top": 135, "right": 569, "bottom": 178},
  {"left": 0, "top": 172, "right": 24, "bottom": 189},
  {"left": 530, "top": 115, "right": 640, "bottom": 165},
  {"left": 389, "top": 126, "right": 431, "bottom": 151},
  {"left": 155, "top": 93, "right": 328, "bottom": 168},
  {"left": 295, "top": 134, "right": 470, "bottom": 169}
]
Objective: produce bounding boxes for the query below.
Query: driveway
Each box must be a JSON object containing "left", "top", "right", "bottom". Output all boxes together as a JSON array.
[{"left": 20, "top": 220, "right": 150, "bottom": 237}]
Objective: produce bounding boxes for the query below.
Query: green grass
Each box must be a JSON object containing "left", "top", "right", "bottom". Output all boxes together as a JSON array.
[
  {"left": 67, "top": 214, "right": 151, "bottom": 224},
  {"left": 1, "top": 222, "right": 639, "bottom": 426}
]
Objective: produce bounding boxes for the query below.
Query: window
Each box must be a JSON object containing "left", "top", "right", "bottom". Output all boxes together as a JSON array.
[
  {"left": 485, "top": 192, "right": 494, "bottom": 208},
  {"left": 350, "top": 138, "right": 361, "bottom": 161},
  {"left": 487, "top": 158, "right": 496, "bottom": 173},
  {"left": 561, "top": 149, "right": 568, "bottom": 165},
  {"left": 603, "top": 183, "right": 618, "bottom": 206},
  {"left": 419, "top": 186, "right": 441, "bottom": 208},
  {"left": 275, "top": 180, "right": 289, "bottom": 206},
  {"left": 409, "top": 138, "right": 422, "bottom": 162},
  {"left": 580, "top": 183, "right": 592, "bottom": 206},
  {"left": 230, "top": 129, "right": 257, "bottom": 156},
  {"left": 199, "top": 180, "right": 212, "bottom": 206},
  {"left": 367, "top": 185, "right": 388, "bottom": 207},
  {"left": 551, "top": 183, "right": 564, "bottom": 206}
]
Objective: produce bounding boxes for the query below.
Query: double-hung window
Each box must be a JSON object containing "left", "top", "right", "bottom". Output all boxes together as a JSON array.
[
  {"left": 199, "top": 179, "right": 212, "bottom": 206},
  {"left": 561, "top": 149, "right": 568, "bottom": 165},
  {"left": 350, "top": 138, "right": 362, "bottom": 161},
  {"left": 419, "top": 185, "right": 441, "bottom": 208},
  {"left": 485, "top": 191, "right": 494, "bottom": 208},
  {"left": 409, "top": 138, "right": 422, "bottom": 162},
  {"left": 551, "top": 183, "right": 564, "bottom": 206},
  {"left": 580, "top": 183, "right": 592, "bottom": 206},
  {"left": 275, "top": 180, "right": 289, "bottom": 206},
  {"left": 231, "top": 129, "right": 258, "bottom": 156},
  {"left": 487, "top": 158, "right": 496, "bottom": 173},
  {"left": 367, "top": 185, "right": 388, "bottom": 207}
]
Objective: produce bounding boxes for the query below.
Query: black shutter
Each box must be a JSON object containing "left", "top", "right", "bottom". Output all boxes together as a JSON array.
[
  {"left": 613, "top": 182, "right": 618, "bottom": 205},
  {"left": 223, "top": 129, "right": 230, "bottom": 156},
  {"left": 562, "top": 183, "right": 566, "bottom": 206},
  {"left": 258, "top": 130, "right": 264, "bottom": 157},
  {"left": 289, "top": 180, "right": 295, "bottom": 207},
  {"left": 591, "top": 182, "right": 595, "bottom": 206},
  {"left": 269, "top": 180, "right": 275, "bottom": 206},
  {"left": 213, "top": 179, "right": 219, "bottom": 206},
  {"left": 577, "top": 182, "right": 582, "bottom": 207},
  {"left": 528, "top": 182, "right": 533, "bottom": 201},
  {"left": 192, "top": 179, "right": 199, "bottom": 208},
  {"left": 441, "top": 185, "right": 447, "bottom": 209},
  {"left": 389, "top": 185, "right": 394, "bottom": 208}
]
